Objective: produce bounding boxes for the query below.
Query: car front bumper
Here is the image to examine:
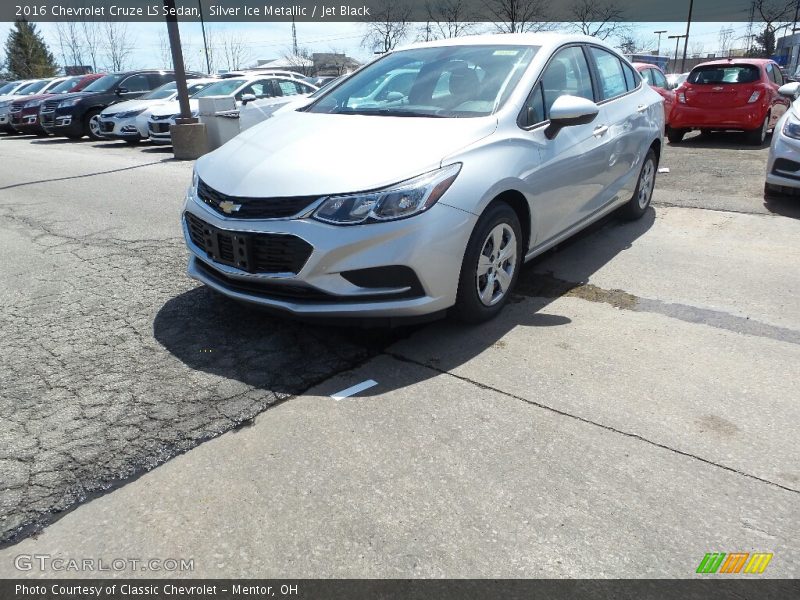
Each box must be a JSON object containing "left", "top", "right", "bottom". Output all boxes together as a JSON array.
[
  {"left": 670, "top": 103, "right": 766, "bottom": 130},
  {"left": 148, "top": 119, "right": 174, "bottom": 144},
  {"left": 98, "top": 115, "right": 148, "bottom": 139},
  {"left": 182, "top": 190, "right": 477, "bottom": 318},
  {"left": 41, "top": 107, "right": 83, "bottom": 136},
  {"left": 766, "top": 123, "right": 800, "bottom": 191}
]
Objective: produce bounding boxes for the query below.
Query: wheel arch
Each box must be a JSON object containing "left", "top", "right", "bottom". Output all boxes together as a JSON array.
[{"left": 483, "top": 189, "right": 532, "bottom": 254}]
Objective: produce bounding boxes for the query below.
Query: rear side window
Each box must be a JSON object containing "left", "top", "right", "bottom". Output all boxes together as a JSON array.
[
  {"left": 622, "top": 63, "right": 638, "bottom": 90},
  {"left": 688, "top": 65, "right": 760, "bottom": 84},
  {"left": 590, "top": 47, "right": 628, "bottom": 100}
]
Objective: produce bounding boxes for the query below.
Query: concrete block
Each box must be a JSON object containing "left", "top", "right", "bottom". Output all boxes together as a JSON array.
[{"left": 170, "top": 123, "right": 209, "bottom": 160}]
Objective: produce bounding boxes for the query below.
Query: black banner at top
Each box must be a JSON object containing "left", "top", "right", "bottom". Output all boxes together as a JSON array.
[{"left": 0, "top": 0, "right": 787, "bottom": 23}]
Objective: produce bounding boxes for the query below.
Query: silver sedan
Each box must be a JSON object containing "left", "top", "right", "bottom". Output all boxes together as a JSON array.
[{"left": 183, "top": 33, "right": 664, "bottom": 323}]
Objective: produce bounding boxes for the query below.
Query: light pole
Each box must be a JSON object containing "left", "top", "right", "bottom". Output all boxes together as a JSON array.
[
  {"left": 197, "top": 0, "right": 211, "bottom": 74},
  {"left": 668, "top": 34, "right": 687, "bottom": 74},
  {"left": 681, "top": 0, "right": 695, "bottom": 73},
  {"left": 654, "top": 30, "right": 667, "bottom": 56}
]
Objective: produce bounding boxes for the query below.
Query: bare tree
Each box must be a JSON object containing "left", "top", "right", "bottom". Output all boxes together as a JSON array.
[
  {"left": 617, "top": 32, "right": 658, "bottom": 55},
  {"left": 422, "top": 0, "right": 479, "bottom": 40},
  {"left": 281, "top": 47, "right": 315, "bottom": 76},
  {"left": 362, "top": 1, "right": 413, "bottom": 53},
  {"left": 484, "top": 0, "right": 554, "bottom": 33},
  {"left": 718, "top": 27, "right": 735, "bottom": 57},
  {"left": 688, "top": 40, "right": 706, "bottom": 58},
  {"left": 750, "top": 0, "right": 794, "bottom": 56},
  {"left": 158, "top": 28, "right": 173, "bottom": 69},
  {"left": 220, "top": 31, "right": 252, "bottom": 71},
  {"left": 569, "top": 0, "right": 628, "bottom": 41},
  {"left": 103, "top": 22, "right": 133, "bottom": 71},
  {"left": 81, "top": 20, "right": 101, "bottom": 72},
  {"left": 55, "top": 22, "right": 85, "bottom": 70}
]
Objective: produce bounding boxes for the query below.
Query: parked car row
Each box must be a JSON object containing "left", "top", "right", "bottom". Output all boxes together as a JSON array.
[{"left": 0, "top": 68, "right": 320, "bottom": 144}]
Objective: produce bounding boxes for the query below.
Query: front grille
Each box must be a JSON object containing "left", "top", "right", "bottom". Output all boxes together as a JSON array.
[
  {"left": 10, "top": 101, "right": 24, "bottom": 113},
  {"left": 185, "top": 212, "right": 313, "bottom": 275},
  {"left": 197, "top": 179, "right": 319, "bottom": 220},
  {"left": 42, "top": 100, "right": 59, "bottom": 113},
  {"left": 101, "top": 121, "right": 115, "bottom": 133},
  {"left": 150, "top": 122, "right": 170, "bottom": 133}
]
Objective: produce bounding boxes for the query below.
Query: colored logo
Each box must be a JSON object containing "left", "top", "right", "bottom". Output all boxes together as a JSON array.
[{"left": 696, "top": 552, "right": 773, "bottom": 574}]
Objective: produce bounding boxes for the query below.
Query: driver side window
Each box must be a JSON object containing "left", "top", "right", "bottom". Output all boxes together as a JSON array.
[
  {"left": 121, "top": 74, "right": 150, "bottom": 93},
  {"left": 521, "top": 46, "right": 593, "bottom": 127}
]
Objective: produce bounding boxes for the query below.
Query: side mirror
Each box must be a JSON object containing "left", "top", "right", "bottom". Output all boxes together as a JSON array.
[
  {"left": 545, "top": 95, "right": 599, "bottom": 140},
  {"left": 241, "top": 93, "right": 256, "bottom": 105},
  {"left": 385, "top": 91, "right": 405, "bottom": 102},
  {"left": 778, "top": 82, "right": 800, "bottom": 99},
  {"left": 115, "top": 87, "right": 128, "bottom": 95}
]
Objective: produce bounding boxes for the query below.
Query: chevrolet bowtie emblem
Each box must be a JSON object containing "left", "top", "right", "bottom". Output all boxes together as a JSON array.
[{"left": 218, "top": 200, "right": 241, "bottom": 214}]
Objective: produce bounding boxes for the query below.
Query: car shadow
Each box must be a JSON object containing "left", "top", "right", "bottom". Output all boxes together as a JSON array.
[
  {"left": 668, "top": 130, "right": 771, "bottom": 150},
  {"left": 154, "top": 208, "right": 656, "bottom": 398},
  {"left": 764, "top": 190, "right": 800, "bottom": 219},
  {"left": 29, "top": 137, "right": 86, "bottom": 144}
]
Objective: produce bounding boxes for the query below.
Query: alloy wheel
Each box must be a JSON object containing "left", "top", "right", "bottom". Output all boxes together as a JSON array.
[{"left": 638, "top": 158, "right": 656, "bottom": 209}]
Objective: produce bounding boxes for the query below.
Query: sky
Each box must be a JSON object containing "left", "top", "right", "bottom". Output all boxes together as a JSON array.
[{"left": 0, "top": 20, "right": 769, "bottom": 74}]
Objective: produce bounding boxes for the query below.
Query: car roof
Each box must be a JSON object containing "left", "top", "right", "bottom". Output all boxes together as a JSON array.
[
  {"left": 692, "top": 58, "right": 772, "bottom": 68},
  {"left": 632, "top": 62, "right": 664, "bottom": 71},
  {"left": 398, "top": 32, "right": 614, "bottom": 53}
]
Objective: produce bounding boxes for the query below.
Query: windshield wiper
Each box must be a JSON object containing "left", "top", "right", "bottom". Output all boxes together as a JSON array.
[{"left": 335, "top": 108, "right": 445, "bottom": 118}]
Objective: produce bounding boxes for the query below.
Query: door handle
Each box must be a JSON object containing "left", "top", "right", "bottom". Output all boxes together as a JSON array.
[
  {"left": 593, "top": 125, "right": 609, "bottom": 137},
  {"left": 636, "top": 104, "right": 648, "bottom": 113}
]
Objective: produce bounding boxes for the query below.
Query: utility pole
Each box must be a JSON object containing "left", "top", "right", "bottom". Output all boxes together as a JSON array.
[
  {"left": 681, "top": 0, "right": 695, "bottom": 72},
  {"left": 655, "top": 30, "right": 667, "bottom": 56},
  {"left": 669, "top": 34, "right": 688, "bottom": 74},
  {"left": 292, "top": 16, "right": 298, "bottom": 56},
  {"left": 198, "top": 0, "right": 211, "bottom": 74},
  {"left": 164, "top": 0, "right": 192, "bottom": 122}
]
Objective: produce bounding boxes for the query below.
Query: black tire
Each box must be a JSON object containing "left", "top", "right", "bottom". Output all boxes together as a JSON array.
[
  {"left": 667, "top": 128, "right": 686, "bottom": 143},
  {"left": 453, "top": 201, "right": 523, "bottom": 323},
  {"left": 745, "top": 114, "right": 770, "bottom": 146},
  {"left": 84, "top": 108, "right": 103, "bottom": 141},
  {"left": 620, "top": 148, "right": 658, "bottom": 221}
]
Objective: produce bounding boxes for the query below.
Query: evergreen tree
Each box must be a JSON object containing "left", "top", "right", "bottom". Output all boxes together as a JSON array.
[{"left": 4, "top": 19, "right": 58, "bottom": 79}]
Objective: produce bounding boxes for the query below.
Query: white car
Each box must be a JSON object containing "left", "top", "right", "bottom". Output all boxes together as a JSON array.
[
  {"left": 765, "top": 81, "right": 800, "bottom": 195},
  {"left": 148, "top": 75, "right": 316, "bottom": 144},
  {"left": 98, "top": 78, "right": 217, "bottom": 143},
  {"left": 183, "top": 33, "right": 664, "bottom": 323}
]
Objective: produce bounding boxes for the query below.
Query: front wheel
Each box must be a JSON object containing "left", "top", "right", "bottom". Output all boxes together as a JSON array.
[
  {"left": 745, "top": 114, "right": 770, "bottom": 146},
  {"left": 453, "top": 202, "right": 522, "bottom": 323},
  {"left": 620, "top": 149, "right": 658, "bottom": 221},
  {"left": 85, "top": 109, "right": 103, "bottom": 141}
]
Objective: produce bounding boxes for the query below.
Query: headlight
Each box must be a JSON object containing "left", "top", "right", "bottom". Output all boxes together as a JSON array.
[
  {"left": 59, "top": 97, "right": 82, "bottom": 108},
  {"left": 189, "top": 169, "right": 199, "bottom": 196},
  {"left": 783, "top": 117, "right": 800, "bottom": 140},
  {"left": 313, "top": 163, "right": 461, "bottom": 225},
  {"left": 24, "top": 99, "right": 42, "bottom": 108},
  {"left": 0, "top": 100, "right": 11, "bottom": 109}
]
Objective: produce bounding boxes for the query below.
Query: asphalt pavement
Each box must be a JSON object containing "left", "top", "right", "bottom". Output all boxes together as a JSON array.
[{"left": 0, "top": 132, "right": 797, "bottom": 577}]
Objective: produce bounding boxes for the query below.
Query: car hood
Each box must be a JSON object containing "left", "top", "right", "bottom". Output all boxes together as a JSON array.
[
  {"left": 196, "top": 111, "right": 498, "bottom": 197},
  {"left": 149, "top": 99, "right": 200, "bottom": 117},
  {"left": 102, "top": 98, "right": 166, "bottom": 116}
]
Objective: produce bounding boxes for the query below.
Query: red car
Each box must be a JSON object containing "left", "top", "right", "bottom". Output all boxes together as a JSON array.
[
  {"left": 668, "top": 58, "right": 789, "bottom": 145},
  {"left": 9, "top": 73, "right": 104, "bottom": 136},
  {"left": 633, "top": 62, "right": 676, "bottom": 130}
]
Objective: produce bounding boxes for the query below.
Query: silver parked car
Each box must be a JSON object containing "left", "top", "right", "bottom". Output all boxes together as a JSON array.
[
  {"left": 765, "top": 81, "right": 800, "bottom": 195},
  {"left": 183, "top": 33, "right": 664, "bottom": 323}
]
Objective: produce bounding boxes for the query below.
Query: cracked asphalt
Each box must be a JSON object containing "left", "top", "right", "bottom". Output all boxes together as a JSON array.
[{"left": 1, "top": 131, "right": 798, "bottom": 577}]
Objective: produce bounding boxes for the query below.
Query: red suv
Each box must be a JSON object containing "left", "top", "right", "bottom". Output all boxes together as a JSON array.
[
  {"left": 668, "top": 58, "right": 789, "bottom": 145},
  {"left": 9, "top": 73, "right": 103, "bottom": 136}
]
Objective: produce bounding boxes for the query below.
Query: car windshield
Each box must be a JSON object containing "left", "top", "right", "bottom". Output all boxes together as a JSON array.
[
  {"left": 188, "top": 81, "right": 214, "bottom": 96},
  {"left": 81, "top": 74, "right": 124, "bottom": 92},
  {"left": 194, "top": 79, "right": 246, "bottom": 97},
  {"left": 688, "top": 65, "right": 760, "bottom": 84},
  {"left": 0, "top": 82, "right": 19, "bottom": 95},
  {"left": 17, "top": 80, "right": 48, "bottom": 94},
  {"left": 47, "top": 77, "right": 82, "bottom": 94},
  {"left": 307, "top": 45, "right": 538, "bottom": 118},
  {"left": 143, "top": 81, "right": 177, "bottom": 100}
]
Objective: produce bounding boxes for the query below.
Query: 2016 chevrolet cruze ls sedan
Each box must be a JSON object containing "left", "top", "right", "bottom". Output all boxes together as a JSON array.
[{"left": 183, "top": 33, "right": 664, "bottom": 323}]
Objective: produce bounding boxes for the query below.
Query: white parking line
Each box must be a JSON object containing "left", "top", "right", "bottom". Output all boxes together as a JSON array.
[{"left": 331, "top": 380, "right": 378, "bottom": 400}]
